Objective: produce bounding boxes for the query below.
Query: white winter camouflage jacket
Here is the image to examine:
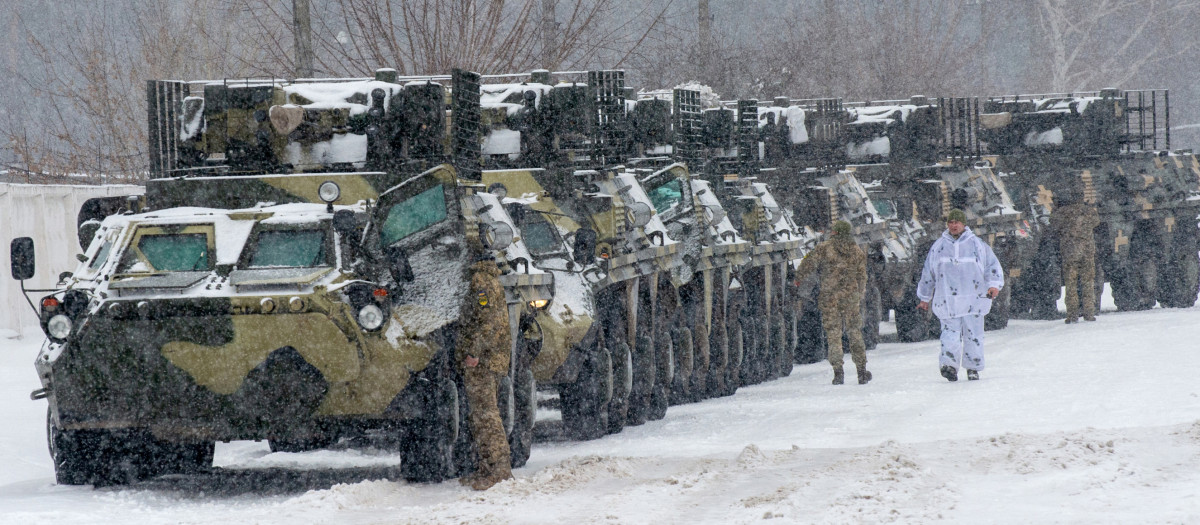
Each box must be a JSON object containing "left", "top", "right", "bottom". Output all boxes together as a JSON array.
[{"left": 916, "top": 227, "right": 1005, "bottom": 320}]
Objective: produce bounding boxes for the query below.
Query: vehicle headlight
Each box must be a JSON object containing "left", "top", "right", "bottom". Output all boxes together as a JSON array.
[
  {"left": 528, "top": 299, "right": 550, "bottom": 310},
  {"left": 357, "top": 304, "right": 386, "bottom": 331},
  {"left": 626, "top": 201, "right": 653, "bottom": 228},
  {"left": 318, "top": 181, "right": 341, "bottom": 204},
  {"left": 47, "top": 314, "right": 72, "bottom": 340}
]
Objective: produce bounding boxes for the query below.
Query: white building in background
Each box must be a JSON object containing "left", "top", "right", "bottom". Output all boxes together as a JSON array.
[{"left": 1, "top": 183, "right": 143, "bottom": 336}]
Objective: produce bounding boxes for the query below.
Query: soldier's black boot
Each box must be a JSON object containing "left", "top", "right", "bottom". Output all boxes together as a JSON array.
[
  {"left": 857, "top": 366, "right": 872, "bottom": 385},
  {"left": 940, "top": 365, "right": 958, "bottom": 382},
  {"left": 832, "top": 368, "right": 844, "bottom": 385},
  {"left": 967, "top": 369, "right": 979, "bottom": 381}
]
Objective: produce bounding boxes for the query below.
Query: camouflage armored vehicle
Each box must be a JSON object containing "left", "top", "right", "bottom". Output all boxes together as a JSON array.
[
  {"left": 474, "top": 70, "right": 711, "bottom": 437},
  {"left": 8, "top": 69, "right": 571, "bottom": 485},
  {"left": 625, "top": 91, "right": 812, "bottom": 387},
  {"left": 980, "top": 89, "right": 1200, "bottom": 315},
  {"left": 11, "top": 162, "right": 557, "bottom": 486}
]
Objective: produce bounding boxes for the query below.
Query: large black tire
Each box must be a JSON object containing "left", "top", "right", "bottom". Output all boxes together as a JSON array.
[
  {"left": 648, "top": 333, "right": 672, "bottom": 421},
  {"left": 1158, "top": 221, "right": 1199, "bottom": 308},
  {"left": 560, "top": 348, "right": 612, "bottom": 441},
  {"left": 861, "top": 284, "right": 882, "bottom": 350},
  {"left": 708, "top": 296, "right": 730, "bottom": 398},
  {"left": 669, "top": 328, "right": 694, "bottom": 405},
  {"left": 1009, "top": 236, "right": 1063, "bottom": 320},
  {"left": 984, "top": 284, "right": 1011, "bottom": 331},
  {"left": 47, "top": 409, "right": 213, "bottom": 486},
  {"left": 794, "top": 296, "right": 825, "bottom": 364},
  {"left": 894, "top": 285, "right": 936, "bottom": 343},
  {"left": 606, "top": 341, "right": 631, "bottom": 435},
  {"left": 400, "top": 377, "right": 460, "bottom": 483},
  {"left": 725, "top": 313, "right": 744, "bottom": 395},
  {"left": 48, "top": 410, "right": 104, "bottom": 485},
  {"left": 771, "top": 310, "right": 791, "bottom": 378},
  {"left": 1110, "top": 265, "right": 1156, "bottom": 311},
  {"left": 625, "top": 332, "right": 655, "bottom": 426},
  {"left": 508, "top": 365, "right": 535, "bottom": 468},
  {"left": 690, "top": 321, "right": 712, "bottom": 400}
]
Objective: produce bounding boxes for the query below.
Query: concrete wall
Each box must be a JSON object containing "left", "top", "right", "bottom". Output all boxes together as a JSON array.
[{"left": 1, "top": 183, "right": 143, "bottom": 336}]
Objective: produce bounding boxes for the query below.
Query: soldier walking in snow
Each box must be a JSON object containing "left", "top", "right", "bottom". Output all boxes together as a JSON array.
[
  {"left": 794, "top": 220, "right": 871, "bottom": 385},
  {"left": 456, "top": 253, "right": 514, "bottom": 491},
  {"left": 1050, "top": 190, "right": 1101, "bottom": 323},
  {"left": 917, "top": 209, "right": 1004, "bottom": 382}
]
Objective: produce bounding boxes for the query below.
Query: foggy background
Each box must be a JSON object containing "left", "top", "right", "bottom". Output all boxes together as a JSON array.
[{"left": 2, "top": 0, "right": 1198, "bottom": 181}]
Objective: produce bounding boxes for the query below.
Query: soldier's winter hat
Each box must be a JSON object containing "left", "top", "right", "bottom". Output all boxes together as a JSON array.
[
  {"left": 832, "top": 220, "right": 853, "bottom": 236},
  {"left": 946, "top": 209, "right": 967, "bottom": 223}
]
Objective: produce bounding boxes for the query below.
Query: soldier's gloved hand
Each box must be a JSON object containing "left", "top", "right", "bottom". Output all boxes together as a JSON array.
[{"left": 464, "top": 355, "right": 479, "bottom": 368}]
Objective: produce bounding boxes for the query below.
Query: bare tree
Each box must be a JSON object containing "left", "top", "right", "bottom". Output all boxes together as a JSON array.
[
  {"left": 5, "top": 0, "right": 263, "bottom": 180},
  {"left": 232, "top": 0, "right": 675, "bottom": 76},
  {"left": 1033, "top": 0, "right": 1200, "bottom": 92}
]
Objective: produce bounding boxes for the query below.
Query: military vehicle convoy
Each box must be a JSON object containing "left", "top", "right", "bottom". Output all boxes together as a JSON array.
[
  {"left": 979, "top": 88, "right": 1200, "bottom": 316},
  {"left": 11, "top": 63, "right": 1197, "bottom": 488}
]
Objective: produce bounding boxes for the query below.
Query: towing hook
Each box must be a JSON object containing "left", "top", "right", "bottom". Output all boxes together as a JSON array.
[{"left": 30, "top": 388, "right": 48, "bottom": 401}]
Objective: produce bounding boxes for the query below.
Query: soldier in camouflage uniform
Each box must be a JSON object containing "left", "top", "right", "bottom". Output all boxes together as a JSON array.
[
  {"left": 456, "top": 254, "right": 514, "bottom": 491},
  {"left": 1050, "top": 191, "right": 1102, "bottom": 323},
  {"left": 795, "top": 221, "right": 871, "bottom": 385}
]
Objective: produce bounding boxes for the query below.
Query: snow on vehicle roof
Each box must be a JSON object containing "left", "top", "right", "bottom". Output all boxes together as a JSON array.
[
  {"left": 281, "top": 80, "right": 404, "bottom": 116},
  {"left": 848, "top": 104, "right": 918, "bottom": 125},
  {"left": 757, "top": 106, "right": 809, "bottom": 144}
]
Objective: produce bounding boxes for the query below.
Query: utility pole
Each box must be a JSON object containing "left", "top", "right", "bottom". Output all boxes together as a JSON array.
[
  {"left": 542, "top": 0, "right": 558, "bottom": 70},
  {"left": 698, "top": 0, "right": 712, "bottom": 85},
  {"left": 293, "top": 0, "right": 315, "bottom": 78}
]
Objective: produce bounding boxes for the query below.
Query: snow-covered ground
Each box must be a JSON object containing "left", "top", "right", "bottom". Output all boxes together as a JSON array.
[{"left": 2, "top": 291, "right": 1200, "bottom": 524}]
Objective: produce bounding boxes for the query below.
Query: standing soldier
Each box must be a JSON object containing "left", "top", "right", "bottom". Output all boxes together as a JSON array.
[
  {"left": 1050, "top": 189, "right": 1101, "bottom": 323},
  {"left": 917, "top": 209, "right": 1004, "bottom": 382},
  {"left": 794, "top": 220, "right": 871, "bottom": 385},
  {"left": 456, "top": 253, "right": 514, "bottom": 491}
]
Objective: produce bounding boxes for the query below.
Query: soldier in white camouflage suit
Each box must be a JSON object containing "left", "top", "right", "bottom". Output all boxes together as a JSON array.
[{"left": 917, "top": 209, "right": 1004, "bottom": 382}]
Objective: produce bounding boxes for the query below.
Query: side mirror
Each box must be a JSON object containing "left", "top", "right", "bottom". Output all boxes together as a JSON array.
[
  {"left": 385, "top": 245, "right": 414, "bottom": 283},
  {"left": 10, "top": 237, "right": 35, "bottom": 281},
  {"left": 572, "top": 228, "right": 597, "bottom": 265},
  {"left": 78, "top": 219, "right": 101, "bottom": 251},
  {"left": 333, "top": 209, "right": 358, "bottom": 238}
]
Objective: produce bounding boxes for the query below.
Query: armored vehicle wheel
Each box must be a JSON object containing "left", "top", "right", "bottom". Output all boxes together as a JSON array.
[
  {"left": 561, "top": 348, "right": 611, "bottom": 440},
  {"left": 689, "top": 322, "right": 712, "bottom": 400},
  {"left": 669, "top": 328, "right": 694, "bottom": 405},
  {"left": 626, "top": 332, "right": 655, "bottom": 426},
  {"left": 47, "top": 410, "right": 102, "bottom": 485},
  {"left": 400, "top": 377, "right": 460, "bottom": 483},
  {"left": 771, "top": 311, "right": 791, "bottom": 378},
  {"left": 722, "top": 312, "right": 742, "bottom": 396},
  {"left": 648, "top": 334, "right": 672, "bottom": 421},
  {"left": 1110, "top": 264, "right": 1158, "bottom": 311},
  {"left": 861, "top": 284, "right": 882, "bottom": 350},
  {"left": 984, "top": 285, "right": 1011, "bottom": 331},
  {"left": 894, "top": 286, "right": 935, "bottom": 343},
  {"left": 1157, "top": 224, "right": 1199, "bottom": 308},
  {"left": 508, "top": 365, "right": 535, "bottom": 468},
  {"left": 707, "top": 301, "right": 730, "bottom": 398},
  {"left": 606, "top": 341, "right": 632, "bottom": 435},
  {"left": 794, "top": 297, "right": 825, "bottom": 364}
]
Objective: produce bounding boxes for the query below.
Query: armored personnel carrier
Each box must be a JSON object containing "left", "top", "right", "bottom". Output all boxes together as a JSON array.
[
  {"left": 9, "top": 70, "right": 566, "bottom": 485},
  {"left": 981, "top": 89, "right": 1200, "bottom": 315}
]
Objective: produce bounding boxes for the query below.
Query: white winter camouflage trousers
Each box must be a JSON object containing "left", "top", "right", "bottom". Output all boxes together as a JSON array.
[{"left": 939, "top": 314, "right": 985, "bottom": 371}]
